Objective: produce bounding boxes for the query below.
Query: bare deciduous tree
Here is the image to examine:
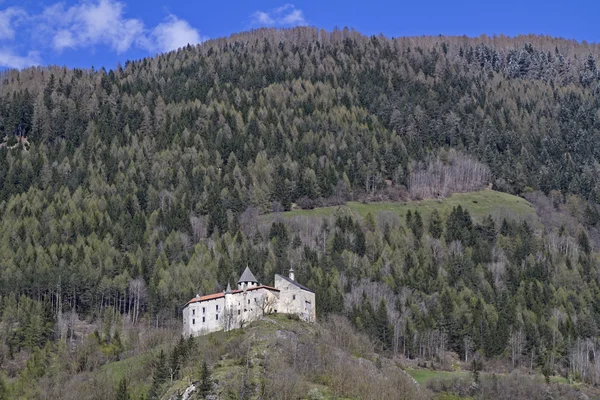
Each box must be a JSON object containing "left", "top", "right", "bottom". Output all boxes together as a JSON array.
[
  {"left": 409, "top": 150, "right": 491, "bottom": 199},
  {"left": 129, "top": 278, "right": 147, "bottom": 325}
]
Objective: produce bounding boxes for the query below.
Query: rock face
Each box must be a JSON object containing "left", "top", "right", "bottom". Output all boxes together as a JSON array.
[
  {"left": 180, "top": 384, "right": 196, "bottom": 400},
  {"left": 167, "top": 383, "right": 195, "bottom": 400}
]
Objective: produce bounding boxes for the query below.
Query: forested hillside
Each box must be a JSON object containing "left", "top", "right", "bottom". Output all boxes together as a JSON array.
[{"left": 2, "top": 27, "right": 600, "bottom": 398}]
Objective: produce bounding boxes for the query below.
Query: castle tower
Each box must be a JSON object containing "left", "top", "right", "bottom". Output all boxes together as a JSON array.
[{"left": 238, "top": 266, "right": 258, "bottom": 290}]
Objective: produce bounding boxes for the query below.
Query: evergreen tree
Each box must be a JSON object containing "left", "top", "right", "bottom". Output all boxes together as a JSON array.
[
  {"left": 148, "top": 350, "right": 169, "bottom": 399},
  {"left": 115, "top": 377, "right": 130, "bottom": 400},
  {"left": 428, "top": 209, "right": 443, "bottom": 239},
  {"left": 375, "top": 299, "right": 393, "bottom": 350},
  {"left": 578, "top": 230, "right": 591, "bottom": 255},
  {"left": 411, "top": 210, "right": 424, "bottom": 239},
  {"left": 364, "top": 212, "right": 376, "bottom": 232},
  {"left": 198, "top": 360, "right": 212, "bottom": 399}
]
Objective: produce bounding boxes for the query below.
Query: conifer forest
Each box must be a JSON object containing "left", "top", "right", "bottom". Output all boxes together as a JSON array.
[{"left": 2, "top": 27, "right": 600, "bottom": 398}]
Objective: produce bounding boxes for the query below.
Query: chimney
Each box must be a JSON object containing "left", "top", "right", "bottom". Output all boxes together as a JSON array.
[{"left": 289, "top": 267, "right": 295, "bottom": 281}]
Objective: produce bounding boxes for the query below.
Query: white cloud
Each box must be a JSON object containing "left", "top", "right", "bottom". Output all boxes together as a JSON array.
[
  {"left": 0, "top": 48, "right": 40, "bottom": 69},
  {"left": 151, "top": 15, "right": 203, "bottom": 53},
  {"left": 0, "top": 7, "right": 26, "bottom": 40},
  {"left": 40, "top": 0, "right": 146, "bottom": 54},
  {"left": 252, "top": 11, "right": 275, "bottom": 26},
  {"left": 0, "top": 0, "right": 203, "bottom": 69},
  {"left": 251, "top": 4, "right": 307, "bottom": 27}
]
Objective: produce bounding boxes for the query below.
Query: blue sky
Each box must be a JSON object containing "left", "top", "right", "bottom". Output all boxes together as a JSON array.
[{"left": 0, "top": 0, "right": 598, "bottom": 70}]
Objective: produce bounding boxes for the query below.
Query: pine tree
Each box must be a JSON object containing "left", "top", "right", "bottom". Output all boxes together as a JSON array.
[
  {"left": 412, "top": 210, "right": 423, "bottom": 239},
  {"left": 148, "top": 350, "right": 169, "bottom": 399},
  {"left": 364, "top": 212, "right": 376, "bottom": 232},
  {"left": 500, "top": 218, "right": 511, "bottom": 236},
  {"left": 428, "top": 209, "right": 443, "bottom": 239},
  {"left": 406, "top": 210, "right": 413, "bottom": 230},
  {"left": 375, "top": 298, "right": 392, "bottom": 350},
  {"left": 169, "top": 342, "right": 181, "bottom": 382},
  {"left": 578, "top": 230, "right": 591, "bottom": 255},
  {"left": 481, "top": 215, "right": 496, "bottom": 242},
  {"left": 354, "top": 223, "right": 366, "bottom": 257},
  {"left": 197, "top": 360, "right": 212, "bottom": 399},
  {"left": 471, "top": 358, "right": 483, "bottom": 384},
  {"left": 115, "top": 377, "right": 130, "bottom": 400}
]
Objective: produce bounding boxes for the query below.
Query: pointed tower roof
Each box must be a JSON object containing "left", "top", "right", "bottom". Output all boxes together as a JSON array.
[
  {"left": 225, "top": 282, "right": 232, "bottom": 294},
  {"left": 238, "top": 266, "right": 258, "bottom": 283}
]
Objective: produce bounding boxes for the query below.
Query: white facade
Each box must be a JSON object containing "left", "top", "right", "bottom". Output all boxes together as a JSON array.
[
  {"left": 182, "top": 268, "right": 316, "bottom": 337},
  {"left": 273, "top": 274, "right": 316, "bottom": 322}
]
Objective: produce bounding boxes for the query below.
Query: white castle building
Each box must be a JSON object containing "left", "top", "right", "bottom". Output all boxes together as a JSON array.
[{"left": 182, "top": 267, "right": 316, "bottom": 337}]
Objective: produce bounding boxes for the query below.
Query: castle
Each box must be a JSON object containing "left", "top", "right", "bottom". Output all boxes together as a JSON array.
[{"left": 182, "top": 267, "right": 316, "bottom": 337}]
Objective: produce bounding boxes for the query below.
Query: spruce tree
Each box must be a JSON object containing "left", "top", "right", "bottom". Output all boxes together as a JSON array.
[
  {"left": 428, "top": 209, "right": 443, "bottom": 239},
  {"left": 375, "top": 299, "right": 392, "bottom": 350},
  {"left": 115, "top": 377, "right": 130, "bottom": 400},
  {"left": 412, "top": 210, "right": 423, "bottom": 239},
  {"left": 198, "top": 361, "right": 212, "bottom": 398},
  {"left": 364, "top": 212, "right": 376, "bottom": 232},
  {"left": 148, "top": 350, "right": 169, "bottom": 400}
]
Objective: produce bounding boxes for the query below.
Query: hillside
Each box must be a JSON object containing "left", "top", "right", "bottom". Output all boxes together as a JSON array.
[
  {"left": 92, "top": 315, "right": 426, "bottom": 400},
  {"left": 44, "top": 314, "right": 599, "bottom": 400},
  {"left": 2, "top": 27, "right": 600, "bottom": 398}
]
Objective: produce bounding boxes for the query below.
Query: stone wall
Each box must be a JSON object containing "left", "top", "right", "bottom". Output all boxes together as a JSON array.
[{"left": 274, "top": 275, "right": 316, "bottom": 322}]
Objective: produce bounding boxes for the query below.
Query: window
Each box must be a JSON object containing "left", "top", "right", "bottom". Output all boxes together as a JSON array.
[
  {"left": 238, "top": 310, "right": 241, "bottom": 315},
  {"left": 216, "top": 314, "right": 219, "bottom": 320},
  {"left": 192, "top": 309, "right": 195, "bottom": 316},
  {"left": 202, "top": 307, "right": 205, "bottom": 314},
  {"left": 202, "top": 317, "right": 205, "bottom": 323},
  {"left": 192, "top": 319, "right": 195, "bottom": 325},
  {"left": 248, "top": 299, "right": 250, "bottom": 304},
  {"left": 293, "top": 295, "right": 296, "bottom": 300}
]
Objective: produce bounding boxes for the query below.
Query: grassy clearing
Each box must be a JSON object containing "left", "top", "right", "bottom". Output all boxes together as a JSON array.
[
  {"left": 274, "top": 190, "right": 538, "bottom": 226},
  {"left": 101, "top": 352, "right": 152, "bottom": 397},
  {"left": 405, "top": 368, "right": 469, "bottom": 386},
  {"left": 433, "top": 394, "right": 474, "bottom": 400}
]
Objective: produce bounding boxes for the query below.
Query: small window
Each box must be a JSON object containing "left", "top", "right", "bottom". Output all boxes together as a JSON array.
[
  {"left": 202, "top": 317, "right": 205, "bottom": 323},
  {"left": 192, "top": 309, "right": 195, "bottom": 316},
  {"left": 216, "top": 314, "right": 219, "bottom": 320},
  {"left": 238, "top": 310, "right": 241, "bottom": 315},
  {"left": 202, "top": 307, "right": 205, "bottom": 314},
  {"left": 293, "top": 295, "right": 296, "bottom": 300},
  {"left": 192, "top": 319, "right": 195, "bottom": 325},
  {"left": 216, "top": 305, "right": 219, "bottom": 311},
  {"left": 248, "top": 299, "right": 250, "bottom": 304}
]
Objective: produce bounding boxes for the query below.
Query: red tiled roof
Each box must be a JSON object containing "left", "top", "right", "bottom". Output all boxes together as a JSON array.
[{"left": 183, "top": 285, "right": 280, "bottom": 307}]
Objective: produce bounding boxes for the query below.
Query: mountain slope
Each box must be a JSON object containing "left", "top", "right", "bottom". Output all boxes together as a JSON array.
[{"left": 2, "top": 28, "right": 600, "bottom": 398}]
